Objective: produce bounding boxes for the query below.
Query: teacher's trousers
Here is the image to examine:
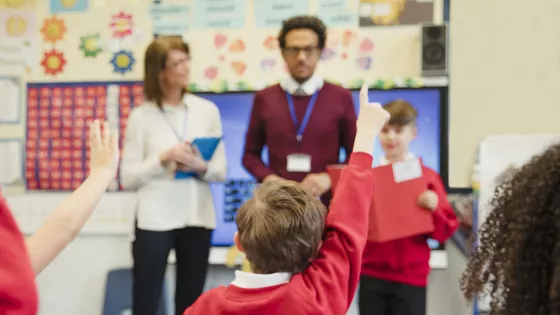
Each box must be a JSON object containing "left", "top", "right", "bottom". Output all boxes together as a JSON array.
[{"left": 132, "top": 226, "right": 212, "bottom": 315}]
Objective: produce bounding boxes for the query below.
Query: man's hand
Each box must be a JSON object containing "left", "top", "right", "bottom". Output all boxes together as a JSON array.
[
  {"left": 417, "top": 190, "right": 439, "bottom": 212},
  {"left": 263, "top": 174, "right": 284, "bottom": 183},
  {"left": 301, "top": 172, "right": 331, "bottom": 197},
  {"left": 353, "top": 83, "right": 390, "bottom": 154}
]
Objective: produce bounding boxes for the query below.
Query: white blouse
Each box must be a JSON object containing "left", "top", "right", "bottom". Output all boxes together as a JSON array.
[{"left": 120, "top": 93, "right": 227, "bottom": 231}]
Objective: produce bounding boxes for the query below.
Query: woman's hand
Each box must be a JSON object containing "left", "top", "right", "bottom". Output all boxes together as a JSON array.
[
  {"left": 177, "top": 146, "right": 208, "bottom": 174},
  {"left": 160, "top": 143, "right": 194, "bottom": 166}
]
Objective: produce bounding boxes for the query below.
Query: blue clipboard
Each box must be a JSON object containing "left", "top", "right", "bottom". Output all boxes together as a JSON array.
[{"left": 175, "top": 137, "right": 221, "bottom": 179}]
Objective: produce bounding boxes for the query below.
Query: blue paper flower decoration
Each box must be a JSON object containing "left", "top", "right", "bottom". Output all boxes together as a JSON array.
[{"left": 110, "top": 50, "right": 135, "bottom": 75}]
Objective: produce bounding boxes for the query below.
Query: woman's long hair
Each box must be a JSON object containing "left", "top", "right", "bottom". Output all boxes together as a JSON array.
[{"left": 461, "top": 143, "right": 560, "bottom": 314}]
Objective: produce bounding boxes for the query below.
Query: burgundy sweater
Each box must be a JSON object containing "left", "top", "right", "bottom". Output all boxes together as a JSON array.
[{"left": 242, "top": 82, "right": 357, "bottom": 184}]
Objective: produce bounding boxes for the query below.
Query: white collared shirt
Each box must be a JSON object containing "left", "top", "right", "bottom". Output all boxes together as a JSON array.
[
  {"left": 120, "top": 94, "right": 227, "bottom": 231},
  {"left": 280, "top": 74, "right": 324, "bottom": 95},
  {"left": 231, "top": 270, "right": 292, "bottom": 289},
  {"left": 379, "top": 153, "right": 416, "bottom": 166}
]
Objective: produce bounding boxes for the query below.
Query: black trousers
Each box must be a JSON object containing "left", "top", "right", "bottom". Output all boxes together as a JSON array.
[
  {"left": 132, "top": 226, "right": 212, "bottom": 315},
  {"left": 359, "top": 276, "right": 426, "bottom": 315}
]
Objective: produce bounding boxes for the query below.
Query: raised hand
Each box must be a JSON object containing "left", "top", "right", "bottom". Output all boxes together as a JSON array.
[
  {"left": 358, "top": 83, "right": 390, "bottom": 136},
  {"left": 353, "top": 83, "right": 390, "bottom": 154},
  {"left": 89, "top": 120, "right": 119, "bottom": 177}
]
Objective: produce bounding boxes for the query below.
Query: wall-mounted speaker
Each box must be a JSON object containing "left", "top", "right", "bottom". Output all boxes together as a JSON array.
[{"left": 421, "top": 24, "right": 448, "bottom": 77}]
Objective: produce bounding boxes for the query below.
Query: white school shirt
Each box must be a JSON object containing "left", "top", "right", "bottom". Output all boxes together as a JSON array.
[
  {"left": 120, "top": 94, "right": 227, "bottom": 231},
  {"left": 280, "top": 73, "right": 324, "bottom": 95},
  {"left": 379, "top": 153, "right": 415, "bottom": 166},
  {"left": 231, "top": 270, "right": 292, "bottom": 289}
]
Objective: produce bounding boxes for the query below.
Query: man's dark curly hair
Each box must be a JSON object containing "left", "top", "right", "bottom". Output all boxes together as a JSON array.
[
  {"left": 277, "top": 15, "right": 327, "bottom": 49},
  {"left": 460, "top": 142, "right": 560, "bottom": 314}
]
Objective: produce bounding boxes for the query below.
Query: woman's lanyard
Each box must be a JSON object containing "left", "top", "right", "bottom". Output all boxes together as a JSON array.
[
  {"left": 286, "top": 91, "right": 319, "bottom": 143},
  {"left": 160, "top": 106, "right": 188, "bottom": 141}
]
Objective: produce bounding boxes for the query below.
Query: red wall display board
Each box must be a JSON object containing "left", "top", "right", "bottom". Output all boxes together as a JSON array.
[{"left": 25, "top": 81, "right": 144, "bottom": 191}]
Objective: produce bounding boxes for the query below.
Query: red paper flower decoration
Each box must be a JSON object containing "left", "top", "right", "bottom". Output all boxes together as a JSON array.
[
  {"left": 41, "top": 49, "right": 66, "bottom": 76},
  {"left": 109, "top": 11, "right": 133, "bottom": 38}
]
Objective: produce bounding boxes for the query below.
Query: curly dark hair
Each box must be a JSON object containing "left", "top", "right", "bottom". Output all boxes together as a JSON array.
[
  {"left": 277, "top": 15, "right": 327, "bottom": 49},
  {"left": 460, "top": 142, "right": 560, "bottom": 314}
]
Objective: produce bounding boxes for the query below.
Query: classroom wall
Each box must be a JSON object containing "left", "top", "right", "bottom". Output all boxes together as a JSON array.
[{"left": 448, "top": 0, "right": 560, "bottom": 187}]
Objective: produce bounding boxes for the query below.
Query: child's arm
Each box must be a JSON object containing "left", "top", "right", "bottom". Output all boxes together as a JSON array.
[
  {"left": 300, "top": 84, "right": 389, "bottom": 313},
  {"left": 25, "top": 120, "right": 119, "bottom": 275},
  {"left": 428, "top": 173, "right": 459, "bottom": 242}
]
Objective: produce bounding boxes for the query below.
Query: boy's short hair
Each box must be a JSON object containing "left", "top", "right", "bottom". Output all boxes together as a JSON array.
[
  {"left": 382, "top": 100, "right": 418, "bottom": 126},
  {"left": 236, "top": 180, "right": 327, "bottom": 274}
]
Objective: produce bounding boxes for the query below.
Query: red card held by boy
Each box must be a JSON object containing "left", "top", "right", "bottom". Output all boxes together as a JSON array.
[{"left": 327, "top": 158, "right": 434, "bottom": 243}]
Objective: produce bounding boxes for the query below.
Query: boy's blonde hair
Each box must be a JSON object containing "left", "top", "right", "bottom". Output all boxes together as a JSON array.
[{"left": 236, "top": 180, "right": 327, "bottom": 274}]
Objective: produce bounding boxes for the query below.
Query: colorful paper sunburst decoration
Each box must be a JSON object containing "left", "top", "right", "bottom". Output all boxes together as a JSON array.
[
  {"left": 4, "top": 0, "right": 25, "bottom": 8},
  {"left": 110, "top": 50, "right": 135, "bottom": 74},
  {"left": 40, "top": 16, "right": 67, "bottom": 43},
  {"left": 79, "top": 33, "right": 102, "bottom": 57},
  {"left": 41, "top": 49, "right": 66, "bottom": 76},
  {"left": 109, "top": 12, "right": 133, "bottom": 39},
  {"left": 6, "top": 16, "right": 28, "bottom": 37}
]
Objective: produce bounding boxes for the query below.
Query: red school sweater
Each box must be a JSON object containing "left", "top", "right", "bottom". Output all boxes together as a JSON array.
[
  {"left": 184, "top": 153, "right": 375, "bottom": 315},
  {"left": 0, "top": 196, "right": 38, "bottom": 315},
  {"left": 361, "top": 167, "right": 458, "bottom": 287}
]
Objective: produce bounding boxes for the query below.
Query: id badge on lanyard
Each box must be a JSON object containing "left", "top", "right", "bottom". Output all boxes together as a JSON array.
[{"left": 285, "top": 91, "right": 318, "bottom": 173}]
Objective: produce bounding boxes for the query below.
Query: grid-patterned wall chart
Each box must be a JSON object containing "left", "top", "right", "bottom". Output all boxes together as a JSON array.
[{"left": 25, "top": 82, "right": 144, "bottom": 191}]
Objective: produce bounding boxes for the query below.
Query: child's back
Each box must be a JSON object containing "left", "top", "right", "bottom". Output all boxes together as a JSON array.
[
  {"left": 183, "top": 84, "right": 390, "bottom": 315},
  {"left": 184, "top": 153, "right": 374, "bottom": 315}
]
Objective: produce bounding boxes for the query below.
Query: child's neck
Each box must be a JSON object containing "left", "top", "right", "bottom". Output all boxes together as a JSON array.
[{"left": 385, "top": 152, "right": 410, "bottom": 164}]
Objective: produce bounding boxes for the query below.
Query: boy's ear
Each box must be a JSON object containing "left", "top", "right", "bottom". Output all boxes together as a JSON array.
[
  {"left": 234, "top": 232, "right": 244, "bottom": 253},
  {"left": 412, "top": 124, "right": 418, "bottom": 138}
]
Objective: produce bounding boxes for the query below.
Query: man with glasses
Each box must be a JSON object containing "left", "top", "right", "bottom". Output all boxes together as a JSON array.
[{"left": 242, "top": 15, "right": 357, "bottom": 204}]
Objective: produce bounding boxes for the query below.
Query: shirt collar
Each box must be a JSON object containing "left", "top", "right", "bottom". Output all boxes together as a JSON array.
[
  {"left": 161, "top": 96, "right": 188, "bottom": 112},
  {"left": 379, "top": 153, "right": 415, "bottom": 166},
  {"left": 230, "top": 270, "right": 292, "bottom": 289},
  {"left": 280, "top": 74, "right": 324, "bottom": 95}
]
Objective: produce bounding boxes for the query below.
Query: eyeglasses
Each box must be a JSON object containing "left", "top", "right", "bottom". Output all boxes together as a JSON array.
[
  {"left": 166, "top": 56, "right": 191, "bottom": 70},
  {"left": 282, "top": 46, "right": 320, "bottom": 57}
]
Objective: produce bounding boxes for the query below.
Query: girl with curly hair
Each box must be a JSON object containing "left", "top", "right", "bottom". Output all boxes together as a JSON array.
[{"left": 461, "top": 142, "right": 560, "bottom": 314}]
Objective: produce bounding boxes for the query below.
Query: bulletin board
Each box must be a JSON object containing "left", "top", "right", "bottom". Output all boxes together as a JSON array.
[{"left": 0, "top": 0, "right": 443, "bottom": 91}]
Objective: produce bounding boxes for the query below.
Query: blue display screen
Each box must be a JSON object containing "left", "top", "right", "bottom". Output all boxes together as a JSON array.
[{"left": 200, "top": 88, "right": 442, "bottom": 247}]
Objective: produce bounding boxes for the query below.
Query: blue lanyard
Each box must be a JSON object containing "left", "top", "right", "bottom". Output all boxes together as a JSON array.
[
  {"left": 286, "top": 91, "right": 318, "bottom": 142},
  {"left": 160, "top": 106, "right": 188, "bottom": 141}
]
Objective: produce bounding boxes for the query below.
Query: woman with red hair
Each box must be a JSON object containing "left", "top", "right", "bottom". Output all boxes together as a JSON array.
[{"left": 0, "top": 120, "right": 119, "bottom": 314}]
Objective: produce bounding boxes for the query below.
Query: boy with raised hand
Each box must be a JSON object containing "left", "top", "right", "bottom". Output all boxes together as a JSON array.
[{"left": 183, "top": 84, "right": 389, "bottom": 315}]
